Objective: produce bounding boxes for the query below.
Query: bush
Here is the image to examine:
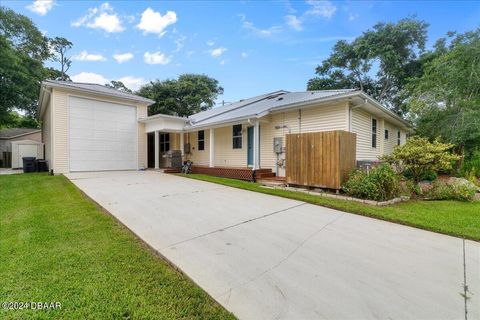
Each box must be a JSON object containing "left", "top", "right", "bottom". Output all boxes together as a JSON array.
[
  {"left": 382, "top": 136, "right": 460, "bottom": 183},
  {"left": 426, "top": 178, "right": 477, "bottom": 202},
  {"left": 343, "top": 164, "right": 400, "bottom": 201},
  {"left": 460, "top": 149, "right": 480, "bottom": 179}
]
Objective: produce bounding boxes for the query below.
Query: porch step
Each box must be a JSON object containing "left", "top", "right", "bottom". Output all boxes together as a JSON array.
[
  {"left": 257, "top": 176, "right": 287, "bottom": 187},
  {"left": 163, "top": 168, "right": 181, "bottom": 173},
  {"left": 256, "top": 172, "right": 275, "bottom": 179}
]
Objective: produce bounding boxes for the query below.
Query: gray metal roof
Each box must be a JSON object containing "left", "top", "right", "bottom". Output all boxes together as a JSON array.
[
  {"left": 0, "top": 128, "right": 41, "bottom": 139},
  {"left": 42, "top": 80, "right": 154, "bottom": 104},
  {"left": 187, "top": 89, "right": 357, "bottom": 128}
]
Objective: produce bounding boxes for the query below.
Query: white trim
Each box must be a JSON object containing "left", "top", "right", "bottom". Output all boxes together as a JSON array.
[{"left": 209, "top": 129, "right": 215, "bottom": 167}]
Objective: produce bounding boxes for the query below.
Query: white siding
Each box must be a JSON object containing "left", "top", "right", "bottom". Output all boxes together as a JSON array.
[
  {"left": 187, "top": 129, "right": 210, "bottom": 166},
  {"left": 42, "top": 99, "right": 52, "bottom": 169},
  {"left": 213, "top": 125, "right": 247, "bottom": 167},
  {"left": 260, "top": 102, "right": 348, "bottom": 172},
  {"left": 351, "top": 108, "right": 380, "bottom": 161}
]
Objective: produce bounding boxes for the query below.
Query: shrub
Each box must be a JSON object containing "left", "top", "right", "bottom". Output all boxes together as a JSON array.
[
  {"left": 382, "top": 136, "right": 460, "bottom": 183},
  {"left": 426, "top": 178, "right": 477, "bottom": 202},
  {"left": 343, "top": 164, "right": 400, "bottom": 201},
  {"left": 460, "top": 149, "right": 480, "bottom": 179}
]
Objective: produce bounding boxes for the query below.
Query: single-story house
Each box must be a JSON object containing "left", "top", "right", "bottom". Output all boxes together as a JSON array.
[
  {"left": 38, "top": 80, "right": 411, "bottom": 177},
  {"left": 0, "top": 128, "right": 42, "bottom": 168}
]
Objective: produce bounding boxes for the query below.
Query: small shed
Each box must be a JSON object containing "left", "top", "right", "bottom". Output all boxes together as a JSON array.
[{"left": 11, "top": 140, "right": 44, "bottom": 169}]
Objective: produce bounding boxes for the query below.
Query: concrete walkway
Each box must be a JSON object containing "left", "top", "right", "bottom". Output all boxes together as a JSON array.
[{"left": 66, "top": 171, "right": 479, "bottom": 320}]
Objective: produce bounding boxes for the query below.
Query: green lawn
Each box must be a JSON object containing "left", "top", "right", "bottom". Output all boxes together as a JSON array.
[
  {"left": 176, "top": 174, "right": 480, "bottom": 242},
  {"left": 0, "top": 173, "right": 235, "bottom": 320}
]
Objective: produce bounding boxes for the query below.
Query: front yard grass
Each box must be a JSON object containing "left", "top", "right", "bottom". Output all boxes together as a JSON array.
[
  {"left": 177, "top": 173, "right": 480, "bottom": 242},
  {"left": 0, "top": 173, "right": 235, "bottom": 320}
]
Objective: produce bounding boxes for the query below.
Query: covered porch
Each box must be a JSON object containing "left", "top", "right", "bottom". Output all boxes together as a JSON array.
[{"left": 139, "top": 114, "right": 271, "bottom": 180}]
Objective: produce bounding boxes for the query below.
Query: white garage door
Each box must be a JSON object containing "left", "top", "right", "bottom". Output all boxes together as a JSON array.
[{"left": 69, "top": 96, "right": 137, "bottom": 172}]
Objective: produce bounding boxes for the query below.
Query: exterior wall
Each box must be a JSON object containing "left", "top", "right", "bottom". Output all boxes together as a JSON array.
[
  {"left": 45, "top": 88, "right": 149, "bottom": 174},
  {"left": 187, "top": 129, "right": 210, "bottom": 166},
  {"left": 213, "top": 125, "right": 247, "bottom": 167},
  {"left": 187, "top": 125, "right": 249, "bottom": 168},
  {"left": 352, "top": 108, "right": 407, "bottom": 161},
  {"left": 351, "top": 108, "right": 379, "bottom": 161},
  {"left": 137, "top": 104, "right": 148, "bottom": 169},
  {"left": 260, "top": 102, "right": 349, "bottom": 174},
  {"left": 52, "top": 89, "right": 69, "bottom": 173},
  {"left": 42, "top": 97, "right": 52, "bottom": 168}
]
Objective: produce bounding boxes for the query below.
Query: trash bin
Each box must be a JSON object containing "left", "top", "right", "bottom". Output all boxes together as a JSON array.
[
  {"left": 36, "top": 159, "right": 48, "bottom": 172},
  {"left": 22, "top": 157, "right": 36, "bottom": 173}
]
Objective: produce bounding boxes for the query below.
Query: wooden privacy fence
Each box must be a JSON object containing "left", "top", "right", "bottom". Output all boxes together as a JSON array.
[{"left": 286, "top": 130, "right": 356, "bottom": 190}]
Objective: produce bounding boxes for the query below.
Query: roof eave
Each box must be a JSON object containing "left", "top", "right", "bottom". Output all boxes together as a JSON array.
[{"left": 41, "top": 81, "right": 155, "bottom": 105}]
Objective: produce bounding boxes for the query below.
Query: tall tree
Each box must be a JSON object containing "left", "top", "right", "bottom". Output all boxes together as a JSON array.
[
  {"left": 105, "top": 81, "right": 132, "bottom": 93},
  {"left": 407, "top": 29, "right": 480, "bottom": 157},
  {"left": 307, "top": 18, "right": 428, "bottom": 116},
  {"left": 138, "top": 74, "right": 224, "bottom": 117},
  {"left": 49, "top": 37, "right": 73, "bottom": 81},
  {"left": 0, "top": 6, "right": 50, "bottom": 60}
]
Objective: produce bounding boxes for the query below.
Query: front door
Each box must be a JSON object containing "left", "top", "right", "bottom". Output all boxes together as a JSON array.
[{"left": 247, "top": 126, "right": 253, "bottom": 166}]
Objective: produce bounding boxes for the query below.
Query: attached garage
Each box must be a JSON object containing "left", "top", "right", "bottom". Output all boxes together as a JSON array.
[
  {"left": 38, "top": 80, "right": 154, "bottom": 174},
  {"left": 69, "top": 97, "right": 137, "bottom": 172}
]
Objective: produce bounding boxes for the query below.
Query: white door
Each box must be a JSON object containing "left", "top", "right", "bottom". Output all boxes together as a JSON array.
[
  {"left": 69, "top": 96, "right": 137, "bottom": 172},
  {"left": 18, "top": 145, "right": 38, "bottom": 168}
]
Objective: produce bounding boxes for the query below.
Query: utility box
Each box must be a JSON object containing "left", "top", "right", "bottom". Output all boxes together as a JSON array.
[{"left": 273, "top": 137, "right": 283, "bottom": 154}]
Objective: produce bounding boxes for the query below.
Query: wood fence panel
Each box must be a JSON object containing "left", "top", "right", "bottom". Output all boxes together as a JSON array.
[{"left": 286, "top": 130, "right": 356, "bottom": 190}]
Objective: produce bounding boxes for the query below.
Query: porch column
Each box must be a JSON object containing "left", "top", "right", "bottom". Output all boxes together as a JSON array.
[
  {"left": 179, "top": 132, "right": 184, "bottom": 156},
  {"left": 154, "top": 131, "right": 159, "bottom": 169},
  {"left": 253, "top": 121, "right": 260, "bottom": 169},
  {"left": 209, "top": 129, "right": 215, "bottom": 167}
]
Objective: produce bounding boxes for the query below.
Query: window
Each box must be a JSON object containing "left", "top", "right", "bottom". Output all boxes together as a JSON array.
[
  {"left": 384, "top": 129, "right": 389, "bottom": 140},
  {"left": 232, "top": 124, "right": 242, "bottom": 149},
  {"left": 397, "top": 130, "right": 401, "bottom": 145},
  {"left": 371, "top": 118, "right": 377, "bottom": 148},
  {"left": 198, "top": 130, "right": 205, "bottom": 151},
  {"left": 159, "top": 133, "right": 170, "bottom": 152}
]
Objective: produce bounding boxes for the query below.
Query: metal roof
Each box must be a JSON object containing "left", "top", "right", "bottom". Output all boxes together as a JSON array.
[
  {"left": 187, "top": 89, "right": 357, "bottom": 128},
  {"left": 0, "top": 128, "right": 41, "bottom": 139},
  {"left": 41, "top": 80, "right": 155, "bottom": 104}
]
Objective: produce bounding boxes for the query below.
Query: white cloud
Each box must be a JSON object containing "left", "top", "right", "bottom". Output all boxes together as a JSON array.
[
  {"left": 210, "top": 47, "right": 227, "bottom": 58},
  {"left": 144, "top": 51, "right": 171, "bottom": 65},
  {"left": 305, "top": 0, "right": 337, "bottom": 19},
  {"left": 206, "top": 40, "right": 215, "bottom": 46},
  {"left": 26, "top": 0, "right": 54, "bottom": 16},
  {"left": 70, "top": 72, "right": 146, "bottom": 91},
  {"left": 72, "top": 50, "right": 107, "bottom": 62},
  {"left": 71, "top": 72, "right": 108, "bottom": 84},
  {"left": 220, "top": 60, "right": 227, "bottom": 65},
  {"left": 136, "top": 8, "right": 177, "bottom": 36},
  {"left": 285, "top": 15, "right": 303, "bottom": 31},
  {"left": 241, "top": 52, "right": 248, "bottom": 58},
  {"left": 72, "top": 2, "right": 125, "bottom": 33},
  {"left": 239, "top": 15, "right": 282, "bottom": 38},
  {"left": 113, "top": 52, "right": 134, "bottom": 63},
  {"left": 117, "top": 76, "right": 147, "bottom": 91},
  {"left": 173, "top": 35, "right": 186, "bottom": 52}
]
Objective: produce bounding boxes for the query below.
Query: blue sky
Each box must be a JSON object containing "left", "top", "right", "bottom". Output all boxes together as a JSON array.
[{"left": 4, "top": 0, "right": 480, "bottom": 104}]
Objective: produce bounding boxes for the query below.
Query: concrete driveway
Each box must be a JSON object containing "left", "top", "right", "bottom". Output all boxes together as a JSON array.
[{"left": 66, "top": 171, "right": 479, "bottom": 320}]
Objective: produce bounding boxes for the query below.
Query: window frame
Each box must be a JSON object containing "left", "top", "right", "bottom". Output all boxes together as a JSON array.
[
  {"left": 384, "top": 129, "right": 389, "bottom": 140},
  {"left": 198, "top": 130, "right": 205, "bottom": 151},
  {"left": 159, "top": 133, "right": 170, "bottom": 152},
  {"left": 371, "top": 118, "right": 377, "bottom": 148},
  {"left": 397, "top": 130, "right": 401, "bottom": 146},
  {"left": 232, "top": 124, "right": 242, "bottom": 149}
]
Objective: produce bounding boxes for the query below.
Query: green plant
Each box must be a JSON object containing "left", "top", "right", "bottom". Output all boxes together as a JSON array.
[
  {"left": 382, "top": 136, "right": 460, "bottom": 183},
  {"left": 460, "top": 149, "right": 480, "bottom": 179},
  {"left": 343, "top": 164, "right": 400, "bottom": 201},
  {"left": 426, "top": 179, "right": 477, "bottom": 202}
]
